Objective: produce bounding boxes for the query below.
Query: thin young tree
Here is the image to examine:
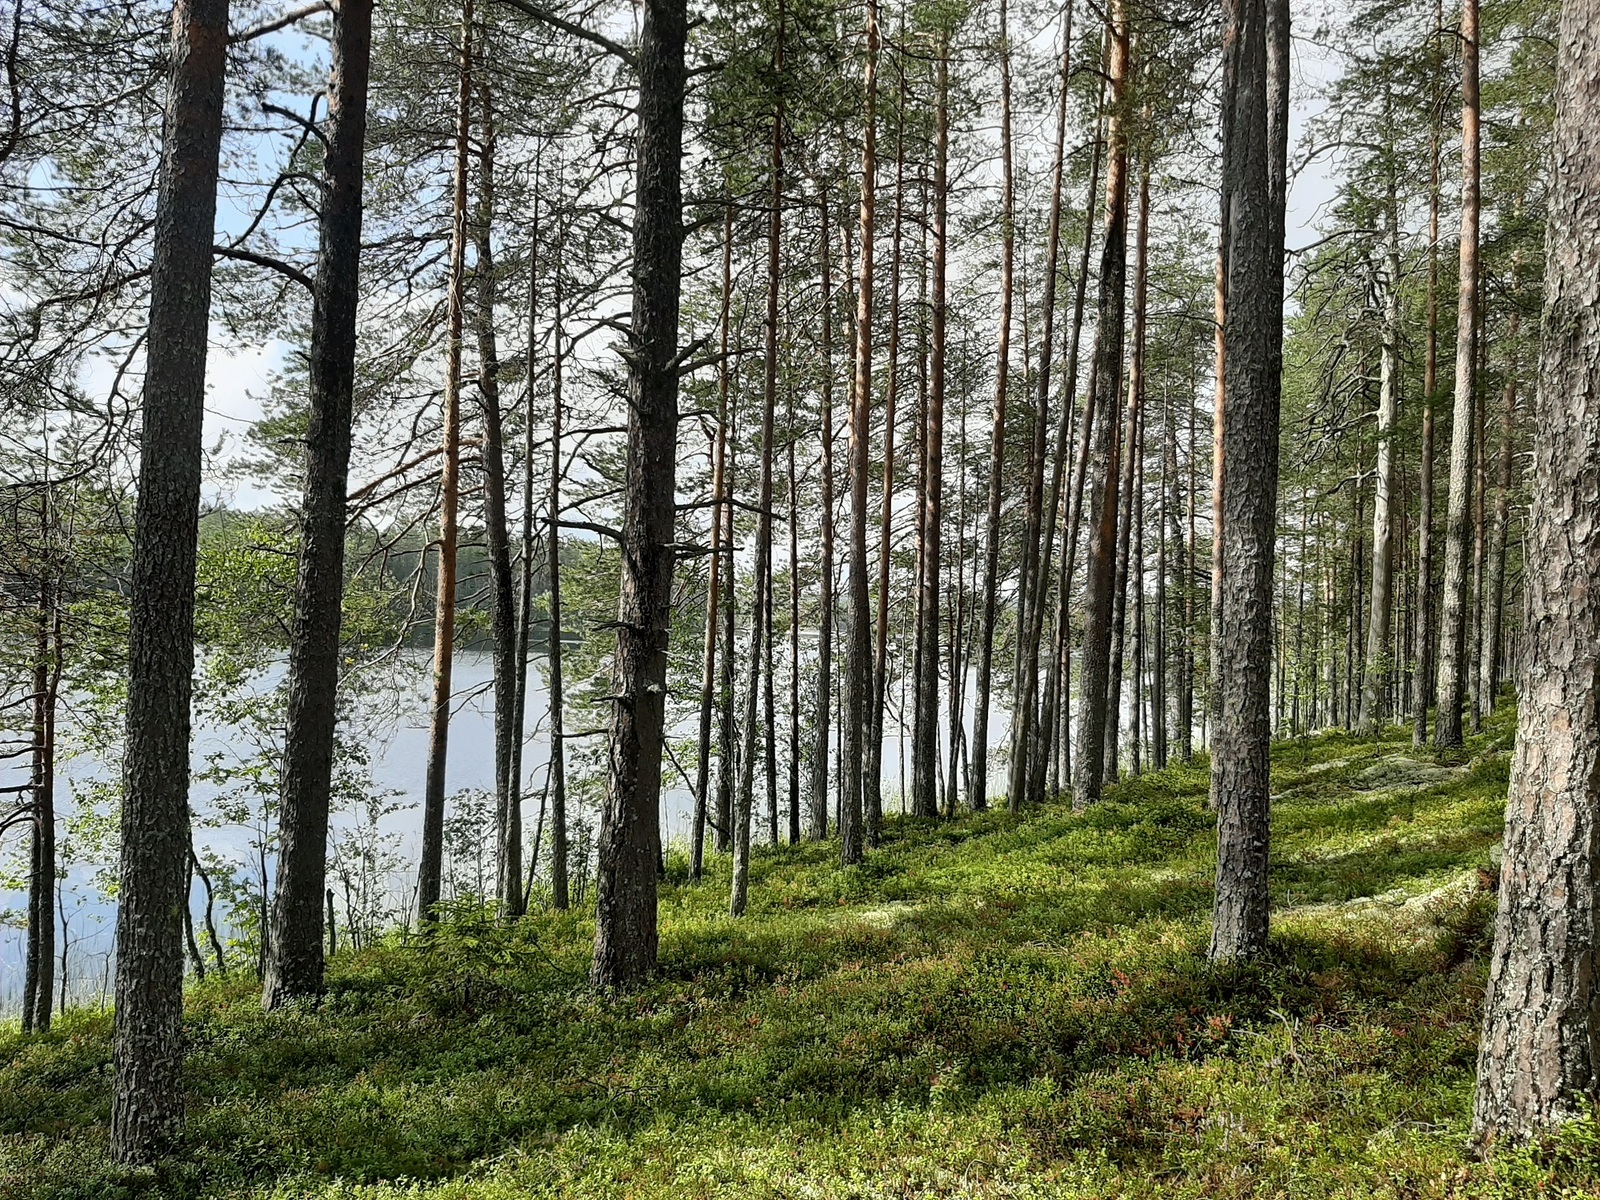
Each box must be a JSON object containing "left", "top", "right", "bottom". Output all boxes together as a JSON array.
[
  {"left": 1471, "top": 2, "right": 1600, "bottom": 1140},
  {"left": 1433, "top": 0, "right": 1479, "bottom": 750},
  {"left": 417, "top": 0, "right": 475, "bottom": 921},
  {"left": 841, "top": 0, "right": 878, "bottom": 864}
]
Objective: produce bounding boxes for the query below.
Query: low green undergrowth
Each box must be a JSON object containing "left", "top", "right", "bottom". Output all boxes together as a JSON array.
[{"left": 7, "top": 708, "right": 1598, "bottom": 1198}]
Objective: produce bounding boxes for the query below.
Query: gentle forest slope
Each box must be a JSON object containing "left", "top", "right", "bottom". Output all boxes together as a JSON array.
[{"left": 6, "top": 709, "right": 1597, "bottom": 1199}]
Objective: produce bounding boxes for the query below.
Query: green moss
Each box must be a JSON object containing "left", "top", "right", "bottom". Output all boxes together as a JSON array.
[{"left": 6, "top": 709, "right": 1595, "bottom": 1198}]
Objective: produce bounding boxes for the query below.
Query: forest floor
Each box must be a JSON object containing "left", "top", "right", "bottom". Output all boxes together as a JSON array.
[{"left": 8, "top": 707, "right": 1600, "bottom": 1199}]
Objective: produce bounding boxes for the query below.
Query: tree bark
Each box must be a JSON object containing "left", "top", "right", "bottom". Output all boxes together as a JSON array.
[
  {"left": 841, "top": 0, "right": 878, "bottom": 864},
  {"left": 1471, "top": 4, "right": 1600, "bottom": 1138},
  {"left": 911, "top": 34, "right": 949, "bottom": 822},
  {"left": 1480, "top": 303, "right": 1519, "bottom": 715},
  {"left": 1208, "top": 0, "right": 1287, "bottom": 964},
  {"left": 693, "top": 210, "right": 733, "bottom": 875},
  {"left": 1357, "top": 191, "right": 1401, "bottom": 736},
  {"left": 1413, "top": 6, "right": 1444, "bottom": 746},
  {"left": 417, "top": 0, "right": 474, "bottom": 921},
  {"left": 1071, "top": 0, "right": 1131, "bottom": 809},
  {"left": 809, "top": 190, "right": 835, "bottom": 841},
  {"left": 547, "top": 240, "right": 570, "bottom": 910},
  {"left": 590, "top": 0, "right": 686, "bottom": 989},
  {"left": 111, "top": 0, "right": 228, "bottom": 1163},
  {"left": 969, "top": 0, "right": 1014, "bottom": 813},
  {"left": 1433, "top": 0, "right": 1480, "bottom": 750},
  {"left": 263, "top": 0, "right": 372, "bottom": 1003}
]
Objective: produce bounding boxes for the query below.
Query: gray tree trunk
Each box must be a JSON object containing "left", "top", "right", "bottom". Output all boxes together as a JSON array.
[
  {"left": 1472, "top": 4, "right": 1600, "bottom": 1139},
  {"left": 1208, "top": 0, "right": 1287, "bottom": 964}
]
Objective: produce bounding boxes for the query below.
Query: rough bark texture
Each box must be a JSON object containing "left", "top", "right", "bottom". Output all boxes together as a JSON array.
[
  {"left": 840, "top": 0, "right": 877, "bottom": 864},
  {"left": 263, "top": 0, "right": 373, "bottom": 1006},
  {"left": 1208, "top": 0, "right": 1286, "bottom": 965},
  {"left": 1413, "top": 30, "right": 1443, "bottom": 747},
  {"left": 111, "top": 0, "right": 228, "bottom": 1163},
  {"left": 1472, "top": 4, "right": 1600, "bottom": 1140},
  {"left": 417, "top": 0, "right": 474, "bottom": 920},
  {"left": 1433, "top": 0, "right": 1480, "bottom": 750},
  {"left": 590, "top": 0, "right": 685, "bottom": 988},
  {"left": 1071, "top": 0, "right": 1130, "bottom": 809}
]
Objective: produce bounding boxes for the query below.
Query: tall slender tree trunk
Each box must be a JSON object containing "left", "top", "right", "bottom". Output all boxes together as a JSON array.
[
  {"left": 694, "top": 211, "right": 734, "bottom": 876},
  {"left": 1413, "top": 7, "right": 1443, "bottom": 747},
  {"left": 1208, "top": 0, "right": 1288, "bottom": 964},
  {"left": 111, "top": 0, "right": 229, "bottom": 1163},
  {"left": 1471, "top": 6, "right": 1600, "bottom": 1137},
  {"left": 867, "top": 62, "right": 905, "bottom": 827},
  {"left": 468, "top": 82, "right": 524, "bottom": 920},
  {"left": 1008, "top": 2, "right": 1082, "bottom": 808},
  {"left": 911, "top": 34, "right": 949, "bottom": 822},
  {"left": 810, "top": 193, "right": 836, "bottom": 840},
  {"left": 1105, "top": 160, "right": 1151, "bottom": 786},
  {"left": 841, "top": 0, "right": 879, "bottom": 864},
  {"left": 590, "top": 0, "right": 687, "bottom": 989},
  {"left": 510, "top": 183, "right": 541, "bottom": 909},
  {"left": 1071, "top": 0, "right": 1132, "bottom": 809},
  {"left": 1358, "top": 190, "right": 1402, "bottom": 736},
  {"left": 547, "top": 246, "right": 570, "bottom": 910},
  {"left": 264, "top": 0, "right": 373, "bottom": 1002},
  {"left": 1433, "top": 0, "right": 1479, "bottom": 750},
  {"left": 1480, "top": 303, "right": 1519, "bottom": 713},
  {"left": 970, "top": 0, "right": 1014, "bottom": 813},
  {"left": 734, "top": 18, "right": 784, "bottom": 910},
  {"left": 787, "top": 407, "right": 801, "bottom": 844},
  {"left": 418, "top": 0, "right": 474, "bottom": 920},
  {"left": 24, "top": 569, "right": 59, "bottom": 1033}
]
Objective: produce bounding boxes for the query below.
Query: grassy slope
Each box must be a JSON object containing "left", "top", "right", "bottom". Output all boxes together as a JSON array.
[{"left": 6, "top": 710, "right": 1600, "bottom": 1199}]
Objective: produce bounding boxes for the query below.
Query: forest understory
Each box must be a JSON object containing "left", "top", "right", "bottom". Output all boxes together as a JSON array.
[{"left": 7, "top": 706, "right": 1594, "bottom": 1200}]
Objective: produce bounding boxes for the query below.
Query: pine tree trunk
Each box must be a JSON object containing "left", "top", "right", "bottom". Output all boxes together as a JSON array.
[
  {"left": 468, "top": 83, "right": 524, "bottom": 920},
  {"left": 262, "top": 0, "right": 371, "bottom": 1004},
  {"left": 694, "top": 211, "right": 734, "bottom": 875},
  {"left": 418, "top": 0, "right": 474, "bottom": 921},
  {"left": 969, "top": 0, "right": 1014, "bottom": 813},
  {"left": 867, "top": 63, "right": 904, "bottom": 828},
  {"left": 510, "top": 187, "right": 541, "bottom": 910},
  {"left": 1412, "top": 12, "right": 1443, "bottom": 746},
  {"left": 1071, "top": 0, "right": 1132, "bottom": 809},
  {"left": 1433, "top": 0, "right": 1480, "bottom": 750},
  {"left": 1004, "top": 4, "right": 1081, "bottom": 812},
  {"left": 1358, "top": 196, "right": 1401, "bottom": 735},
  {"left": 911, "top": 36, "right": 949, "bottom": 822},
  {"left": 841, "top": 0, "right": 878, "bottom": 864},
  {"left": 809, "top": 192, "right": 836, "bottom": 840},
  {"left": 1471, "top": 6, "right": 1600, "bottom": 1137},
  {"left": 1480, "top": 304, "right": 1519, "bottom": 714},
  {"left": 1208, "top": 0, "right": 1287, "bottom": 964},
  {"left": 1105, "top": 161, "right": 1151, "bottom": 786},
  {"left": 547, "top": 248, "right": 570, "bottom": 910},
  {"left": 590, "top": 0, "right": 687, "bottom": 989},
  {"left": 111, "top": 0, "right": 229, "bottom": 1163}
]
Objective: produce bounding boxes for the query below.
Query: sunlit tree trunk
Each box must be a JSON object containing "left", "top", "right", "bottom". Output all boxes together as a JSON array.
[
  {"left": 810, "top": 192, "right": 836, "bottom": 840},
  {"left": 1472, "top": 5, "right": 1600, "bottom": 1137},
  {"left": 418, "top": 0, "right": 474, "bottom": 921},
  {"left": 1433, "top": 0, "right": 1480, "bottom": 750}
]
